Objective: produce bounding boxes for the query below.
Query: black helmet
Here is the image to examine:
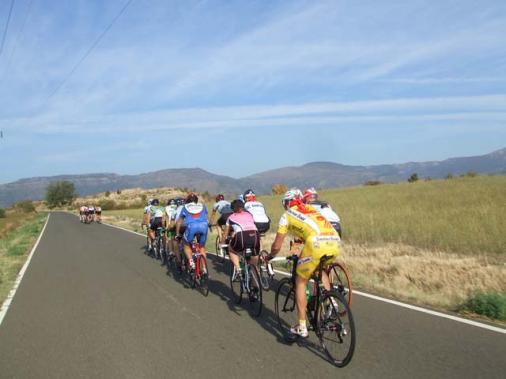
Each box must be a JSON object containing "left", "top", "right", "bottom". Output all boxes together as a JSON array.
[
  {"left": 185, "top": 193, "right": 198, "bottom": 204},
  {"left": 151, "top": 198, "right": 159, "bottom": 206},
  {"left": 231, "top": 199, "right": 244, "bottom": 211},
  {"left": 167, "top": 198, "right": 176, "bottom": 206},
  {"left": 175, "top": 197, "right": 185, "bottom": 206}
]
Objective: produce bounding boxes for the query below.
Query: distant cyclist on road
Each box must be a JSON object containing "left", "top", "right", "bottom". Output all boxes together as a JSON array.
[
  {"left": 175, "top": 193, "right": 208, "bottom": 271},
  {"left": 268, "top": 188, "right": 341, "bottom": 338},
  {"left": 302, "top": 188, "right": 342, "bottom": 237}
]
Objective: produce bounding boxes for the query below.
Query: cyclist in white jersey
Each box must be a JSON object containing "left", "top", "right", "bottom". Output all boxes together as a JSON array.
[
  {"left": 243, "top": 189, "right": 270, "bottom": 234},
  {"left": 165, "top": 198, "right": 178, "bottom": 256},
  {"left": 210, "top": 194, "right": 233, "bottom": 243},
  {"left": 302, "top": 188, "right": 342, "bottom": 237}
]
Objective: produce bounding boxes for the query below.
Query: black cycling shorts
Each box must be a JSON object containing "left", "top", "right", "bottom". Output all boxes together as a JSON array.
[
  {"left": 255, "top": 221, "right": 270, "bottom": 234},
  {"left": 150, "top": 217, "right": 163, "bottom": 231},
  {"left": 230, "top": 230, "right": 260, "bottom": 256},
  {"left": 217, "top": 212, "right": 232, "bottom": 227}
]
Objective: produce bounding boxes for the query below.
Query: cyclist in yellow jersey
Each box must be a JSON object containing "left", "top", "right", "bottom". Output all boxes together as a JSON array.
[{"left": 268, "top": 188, "right": 341, "bottom": 338}]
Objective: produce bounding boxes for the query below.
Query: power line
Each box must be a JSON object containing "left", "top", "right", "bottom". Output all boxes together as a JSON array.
[
  {"left": 1, "top": 0, "right": 33, "bottom": 81},
  {"left": 0, "top": 0, "right": 15, "bottom": 59},
  {"left": 47, "top": 0, "right": 135, "bottom": 99}
]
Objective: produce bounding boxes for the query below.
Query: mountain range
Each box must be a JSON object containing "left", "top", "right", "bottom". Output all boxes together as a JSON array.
[{"left": 1, "top": 148, "right": 505, "bottom": 207}]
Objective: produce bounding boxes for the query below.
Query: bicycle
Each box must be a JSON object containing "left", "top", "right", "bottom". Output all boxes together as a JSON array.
[
  {"left": 327, "top": 261, "right": 352, "bottom": 307},
  {"left": 229, "top": 248, "right": 263, "bottom": 317},
  {"left": 274, "top": 254, "right": 356, "bottom": 367},
  {"left": 172, "top": 233, "right": 209, "bottom": 296},
  {"left": 153, "top": 227, "right": 167, "bottom": 264},
  {"left": 258, "top": 248, "right": 275, "bottom": 291},
  {"left": 210, "top": 224, "right": 227, "bottom": 263}
]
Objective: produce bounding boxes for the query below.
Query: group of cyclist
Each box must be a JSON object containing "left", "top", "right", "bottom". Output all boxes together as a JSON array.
[
  {"left": 79, "top": 205, "right": 102, "bottom": 224},
  {"left": 143, "top": 187, "right": 342, "bottom": 338}
]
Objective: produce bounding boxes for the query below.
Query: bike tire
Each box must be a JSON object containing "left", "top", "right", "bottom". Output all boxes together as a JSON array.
[
  {"left": 247, "top": 264, "right": 263, "bottom": 317},
  {"left": 258, "top": 250, "right": 272, "bottom": 291},
  {"left": 274, "top": 277, "right": 298, "bottom": 342},
  {"left": 229, "top": 261, "right": 243, "bottom": 304},
  {"left": 198, "top": 255, "right": 209, "bottom": 297},
  {"left": 316, "top": 292, "right": 356, "bottom": 367},
  {"left": 327, "top": 262, "right": 353, "bottom": 307}
]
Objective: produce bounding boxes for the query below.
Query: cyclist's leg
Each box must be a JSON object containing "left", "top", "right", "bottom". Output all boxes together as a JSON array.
[
  {"left": 195, "top": 223, "right": 208, "bottom": 257},
  {"left": 182, "top": 224, "right": 196, "bottom": 265}
]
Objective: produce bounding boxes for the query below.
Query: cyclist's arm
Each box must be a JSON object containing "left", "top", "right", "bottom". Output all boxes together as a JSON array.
[
  {"left": 270, "top": 233, "right": 285, "bottom": 256},
  {"left": 175, "top": 218, "right": 183, "bottom": 236},
  {"left": 221, "top": 225, "right": 230, "bottom": 244}
]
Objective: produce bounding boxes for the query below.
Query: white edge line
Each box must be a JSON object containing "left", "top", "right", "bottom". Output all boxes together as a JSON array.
[
  {"left": 0, "top": 213, "right": 51, "bottom": 327},
  {"left": 98, "top": 218, "right": 506, "bottom": 335}
]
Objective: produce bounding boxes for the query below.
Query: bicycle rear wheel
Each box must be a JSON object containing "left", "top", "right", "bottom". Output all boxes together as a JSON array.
[
  {"left": 274, "top": 277, "right": 297, "bottom": 342},
  {"left": 316, "top": 292, "right": 356, "bottom": 367},
  {"left": 247, "top": 264, "right": 263, "bottom": 317},
  {"left": 197, "top": 255, "right": 209, "bottom": 297},
  {"left": 229, "top": 261, "right": 243, "bottom": 304},
  {"left": 327, "top": 263, "right": 352, "bottom": 307}
]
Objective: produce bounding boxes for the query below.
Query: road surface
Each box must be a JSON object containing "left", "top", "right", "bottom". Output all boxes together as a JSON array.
[{"left": 0, "top": 212, "right": 504, "bottom": 378}]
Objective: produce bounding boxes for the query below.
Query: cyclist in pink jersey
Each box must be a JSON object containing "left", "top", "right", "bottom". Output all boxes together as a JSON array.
[{"left": 221, "top": 199, "right": 260, "bottom": 274}]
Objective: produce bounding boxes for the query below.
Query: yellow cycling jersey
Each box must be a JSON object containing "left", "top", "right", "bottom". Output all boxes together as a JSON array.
[
  {"left": 277, "top": 204, "right": 341, "bottom": 279},
  {"left": 277, "top": 204, "right": 340, "bottom": 242}
]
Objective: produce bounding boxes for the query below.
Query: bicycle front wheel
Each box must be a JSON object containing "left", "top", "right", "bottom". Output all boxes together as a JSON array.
[
  {"left": 258, "top": 250, "right": 272, "bottom": 291},
  {"left": 247, "top": 264, "right": 263, "bottom": 317},
  {"left": 274, "top": 277, "right": 297, "bottom": 342},
  {"left": 317, "top": 292, "right": 356, "bottom": 367},
  {"left": 327, "top": 263, "right": 352, "bottom": 307},
  {"left": 229, "top": 262, "right": 243, "bottom": 304}
]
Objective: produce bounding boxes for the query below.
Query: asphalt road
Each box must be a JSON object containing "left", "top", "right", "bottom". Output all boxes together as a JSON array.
[{"left": 0, "top": 212, "right": 504, "bottom": 378}]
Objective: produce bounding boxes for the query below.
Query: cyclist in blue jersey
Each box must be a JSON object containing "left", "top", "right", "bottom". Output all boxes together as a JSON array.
[{"left": 175, "top": 193, "right": 209, "bottom": 271}]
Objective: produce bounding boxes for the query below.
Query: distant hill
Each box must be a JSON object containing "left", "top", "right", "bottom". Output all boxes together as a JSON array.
[{"left": 1, "top": 148, "right": 504, "bottom": 207}]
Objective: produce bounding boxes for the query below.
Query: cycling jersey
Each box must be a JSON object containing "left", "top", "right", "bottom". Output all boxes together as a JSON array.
[
  {"left": 277, "top": 204, "right": 340, "bottom": 279},
  {"left": 178, "top": 203, "right": 208, "bottom": 245},
  {"left": 143, "top": 205, "right": 150, "bottom": 214},
  {"left": 244, "top": 201, "right": 269, "bottom": 223},
  {"left": 213, "top": 200, "right": 232, "bottom": 215},
  {"left": 175, "top": 205, "right": 184, "bottom": 220},
  {"left": 308, "top": 201, "right": 340, "bottom": 223},
  {"left": 165, "top": 205, "right": 178, "bottom": 222},
  {"left": 149, "top": 205, "right": 165, "bottom": 220},
  {"left": 226, "top": 211, "right": 257, "bottom": 234}
]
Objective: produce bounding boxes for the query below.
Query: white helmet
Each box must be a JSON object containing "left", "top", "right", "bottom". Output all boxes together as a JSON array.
[
  {"left": 282, "top": 188, "right": 302, "bottom": 208},
  {"left": 303, "top": 187, "right": 318, "bottom": 202}
]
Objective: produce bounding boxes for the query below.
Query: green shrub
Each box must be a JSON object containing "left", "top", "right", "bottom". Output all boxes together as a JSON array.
[
  {"left": 408, "top": 173, "right": 419, "bottom": 183},
  {"left": 105, "top": 191, "right": 111, "bottom": 197},
  {"left": 0, "top": 208, "right": 5, "bottom": 218},
  {"left": 461, "top": 292, "right": 506, "bottom": 320},
  {"left": 364, "top": 180, "right": 382, "bottom": 186},
  {"left": 14, "top": 200, "right": 35, "bottom": 213},
  {"left": 98, "top": 199, "right": 117, "bottom": 210}
]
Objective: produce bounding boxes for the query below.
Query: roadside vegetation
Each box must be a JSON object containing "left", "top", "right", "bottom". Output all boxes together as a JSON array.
[
  {"left": 0, "top": 209, "right": 47, "bottom": 304},
  {"left": 99, "top": 175, "right": 505, "bottom": 322}
]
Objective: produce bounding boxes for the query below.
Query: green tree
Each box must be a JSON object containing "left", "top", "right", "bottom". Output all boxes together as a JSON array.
[
  {"left": 105, "top": 190, "right": 111, "bottom": 197},
  {"left": 408, "top": 173, "right": 419, "bottom": 183},
  {"left": 14, "top": 200, "right": 35, "bottom": 213},
  {"left": 45, "top": 181, "right": 77, "bottom": 208},
  {"left": 0, "top": 208, "right": 5, "bottom": 218}
]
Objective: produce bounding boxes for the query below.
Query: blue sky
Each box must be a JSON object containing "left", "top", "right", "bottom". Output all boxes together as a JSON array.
[{"left": 0, "top": 0, "right": 505, "bottom": 183}]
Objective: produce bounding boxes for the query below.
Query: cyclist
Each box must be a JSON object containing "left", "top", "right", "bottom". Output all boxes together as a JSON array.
[
  {"left": 79, "top": 205, "right": 87, "bottom": 222},
  {"left": 165, "top": 198, "right": 178, "bottom": 256},
  {"left": 210, "top": 194, "right": 233, "bottom": 244},
  {"left": 303, "top": 187, "right": 342, "bottom": 237},
  {"left": 175, "top": 193, "right": 208, "bottom": 271},
  {"left": 95, "top": 205, "right": 102, "bottom": 223},
  {"left": 147, "top": 199, "right": 165, "bottom": 255},
  {"left": 222, "top": 199, "right": 260, "bottom": 280},
  {"left": 142, "top": 199, "right": 153, "bottom": 228},
  {"left": 243, "top": 189, "right": 270, "bottom": 234},
  {"left": 88, "top": 205, "right": 95, "bottom": 223},
  {"left": 268, "top": 188, "right": 341, "bottom": 338}
]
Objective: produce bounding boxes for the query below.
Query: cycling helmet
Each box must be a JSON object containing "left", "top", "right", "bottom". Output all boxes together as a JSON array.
[
  {"left": 231, "top": 199, "right": 244, "bottom": 211},
  {"left": 215, "top": 194, "right": 225, "bottom": 202},
  {"left": 185, "top": 193, "right": 198, "bottom": 204},
  {"left": 243, "top": 189, "right": 256, "bottom": 202},
  {"left": 282, "top": 188, "right": 303, "bottom": 209},
  {"left": 303, "top": 187, "right": 318, "bottom": 203},
  {"left": 151, "top": 198, "right": 160, "bottom": 206},
  {"left": 167, "top": 198, "right": 176, "bottom": 206},
  {"left": 175, "top": 197, "right": 185, "bottom": 206},
  {"left": 147, "top": 198, "right": 153, "bottom": 206}
]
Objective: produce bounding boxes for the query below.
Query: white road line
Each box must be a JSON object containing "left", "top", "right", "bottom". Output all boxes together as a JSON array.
[
  {"left": 101, "top": 220, "right": 506, "bottom": 335},
  {"left": 0, "top": 214, "right": 50, "bottom": 327}
]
